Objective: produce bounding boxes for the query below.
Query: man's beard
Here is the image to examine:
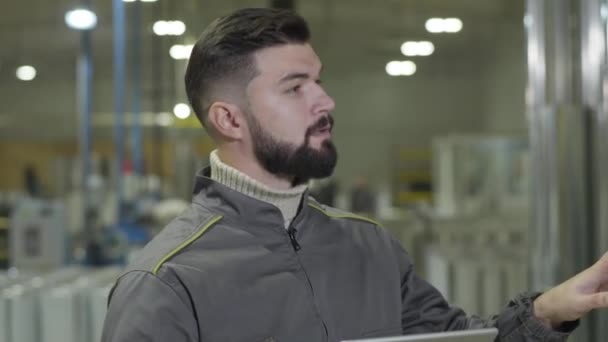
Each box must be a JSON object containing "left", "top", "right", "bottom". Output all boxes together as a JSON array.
[{"left": 247, "top": 113, "right": 338, "bottom": 186}]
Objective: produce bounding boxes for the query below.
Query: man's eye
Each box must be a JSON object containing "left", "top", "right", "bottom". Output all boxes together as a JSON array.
[{"left": 288, "top": 85, "right": 301, "bottom": 93}]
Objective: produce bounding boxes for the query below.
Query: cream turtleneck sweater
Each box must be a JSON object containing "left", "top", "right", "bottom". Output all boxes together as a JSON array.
[{"left": 209, "top": 150, "right": 307, "bottom": 228}]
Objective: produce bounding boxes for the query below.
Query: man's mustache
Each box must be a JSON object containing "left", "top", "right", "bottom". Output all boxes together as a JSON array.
[{"left": 306, "top": 115, "right": 334, "bottom": 137}]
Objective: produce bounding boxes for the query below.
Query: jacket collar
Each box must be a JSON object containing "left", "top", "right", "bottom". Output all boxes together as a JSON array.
[{"left": 192, "top": 167, "right": 312, "bottom": 229}]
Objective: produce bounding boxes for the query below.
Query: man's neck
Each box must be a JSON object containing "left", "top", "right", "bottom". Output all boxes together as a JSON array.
[
  {"left": 209, "top": 149, "right": 307, "bottom": 228},
  {"left": 216, "top": 148, "right": 295, "bottom": 190}
]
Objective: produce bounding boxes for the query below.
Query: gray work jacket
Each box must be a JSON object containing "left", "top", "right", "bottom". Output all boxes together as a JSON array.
[{"left": 101, "top": 169, "right": 575, "bottom": 342}]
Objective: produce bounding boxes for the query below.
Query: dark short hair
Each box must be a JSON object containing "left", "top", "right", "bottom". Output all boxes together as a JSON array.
[{"left": 184, "top": 8, "right": 311, "bottom": 129}]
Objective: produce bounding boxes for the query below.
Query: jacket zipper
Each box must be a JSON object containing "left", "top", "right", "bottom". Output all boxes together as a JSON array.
[
  {"left": 284, "top": 225, "right": 329, "bottom": 341},
  {"left": 287, "top": 227, "right": 301, "bottom": 251}
]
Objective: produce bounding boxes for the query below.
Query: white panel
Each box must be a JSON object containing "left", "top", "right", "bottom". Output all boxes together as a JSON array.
[{"left": 10, "top": 295, "right": 37, "bottom": 342}]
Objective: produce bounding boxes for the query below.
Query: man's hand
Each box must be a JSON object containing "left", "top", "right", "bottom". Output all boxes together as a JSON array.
[{"left": 533, "top": 252, "right": 608, "bottom": 328}]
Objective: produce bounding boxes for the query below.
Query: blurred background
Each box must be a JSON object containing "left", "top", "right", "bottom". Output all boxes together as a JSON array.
[{"left": 0, "top": 0, "right": 607, "bottom": 341}]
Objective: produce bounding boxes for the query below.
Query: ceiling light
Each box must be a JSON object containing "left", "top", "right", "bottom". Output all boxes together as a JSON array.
[
  {"left": 425, "top": 18, "right": 463, "bottom": 33},
  {"left": 385, "top": 61, "right": 416, "bottom": 77},
  {"left": 171, "top": 21, "right": 186, "bottom": 35},
  {"left": 173, "top": 103, "right": 191, "bottom": 119},
  {"left": 416, "top": 41, "right": 435, "bottom": 56},
  {"left": 386, "top": 61, "right": 402, "bottom": 76},
  {"left": 400, "top": 41, "right": 434, "bottom": 57},
  {"left": 153, "top": 20, "right": 186, "bottom": 36},
  {"left": 400, "top": 42, "right": 418, "bottom": 56},
  {"left": 153, "top": 21, "right": 169, "bottom": 35},
  {"left": 140, "top": 0, "right": 158, "bottom": 2},
  {"left": 65, "top": 8, "right": 98, "bottom": 30},
  {"left": 169, "top": 44, "right": 194, "bottom": 60},
  {"left": 16, "top": 65, "right": 36, "bottom": 81},
  {"left": 425, "top": 18, "right": 444, "bottom": 33},
  {"left": 444, "top": 18, "right": 463, "bottom": 33}
]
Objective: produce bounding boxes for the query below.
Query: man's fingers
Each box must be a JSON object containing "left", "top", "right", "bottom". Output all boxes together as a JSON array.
[
  {"left": 596, "top": 252, "right": 608, "bottom": 269},
  {"left": 584, "top": 292, "right": 608, "bottom": 310},
  {"left": 594, "top": 252, "right": 608, "bottom": 284}
]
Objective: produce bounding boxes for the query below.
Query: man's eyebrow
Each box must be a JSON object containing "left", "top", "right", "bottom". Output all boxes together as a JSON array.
[
  {"left": 278, "top": 65, "right": 324, "bottom": 84},
  {"left": 278, "top": 72, "right": 311, "bottom": 84}
]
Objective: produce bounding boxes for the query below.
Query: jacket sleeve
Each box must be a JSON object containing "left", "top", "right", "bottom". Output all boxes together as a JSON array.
[
  {"left": 393, "top": 239, "right": 577, "bottom": 341},
  {"left": 101, "top": 270, "right": 199, "bottom": 342}
]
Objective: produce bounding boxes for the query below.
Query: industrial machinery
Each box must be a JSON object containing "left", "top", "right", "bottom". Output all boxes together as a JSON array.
[
  {"left": 9, "top": 198, "right": 69, "bottom": 272},
  {"left": 0, "top": 192, "right": 23, "bottom": 270},
  {"left": 432, "top": 135, "right": 529, "bottom": 218},
  {"left": 427, "top": 135, "right": 530, "bottom": 316}
]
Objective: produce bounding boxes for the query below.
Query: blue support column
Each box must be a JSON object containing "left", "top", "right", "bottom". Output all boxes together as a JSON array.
[
  {"left": 78, "top": 23, "right": 94, "bottom": 237},
  {"left": 113, "top": 0, "right": 126, "bottom": 222},
  {"left": 131, "top": 2, "right": 144, "bottom": 175}
]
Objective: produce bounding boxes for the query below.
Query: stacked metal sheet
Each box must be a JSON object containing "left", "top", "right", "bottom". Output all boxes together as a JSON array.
[
  {"left": 0, "top": 267, "right": 121, "bottom": 342},
  {"left": 40, "top": 267, "right": 121, "bottom": 342}
]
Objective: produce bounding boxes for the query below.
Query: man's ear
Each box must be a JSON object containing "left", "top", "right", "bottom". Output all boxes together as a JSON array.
[{"left": 207, "top": 102, "right": 246, "bottom": 140}]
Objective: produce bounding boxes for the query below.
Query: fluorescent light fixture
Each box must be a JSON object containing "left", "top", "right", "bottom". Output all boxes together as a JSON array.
[
  {"left": 173, "top": 103, "right": 191, "bottom": 119},
  {"left": 141, "top": 0, "right": 158, "bottom": 2},
  {"left": 385, "top": 61, "right": 416, "bottom": 76},
  {"left": 153, "top": 21, "right": 169, "bottom": 35},
  {"left": 425, "top": 17, "right": 463, "bottom": 33},
  {"left": 400, "top": 41, "right": 434, "bottom": 57},
  {"left": 417, "top": 41, "right": 434, "bottom": 56},
  {"left": 169, "top": 44, "right": 194, "bottom": 60},
  {"left": 401, "top": 42, "right": 416, "bottom": 55},
  {"left": 156, "top": 112, "right": 174, "bottom": 126},
  {"left": 65, "top": 8, "right": 98, "bottom": 30},
  {"left": 16, "top": 65, "right": 36, "bottom": 81},
  {"left": 172, "top": 21, "right": 186, "bottom": 35},
  {"left": 444, "top": 18, "right": 463, "bottom": 33},
  {"left": 153, "top": 20, "right": 186, "bottom": 36},
  {"left": 425, "top": 18, "right": 444, "bottom": 33}
]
